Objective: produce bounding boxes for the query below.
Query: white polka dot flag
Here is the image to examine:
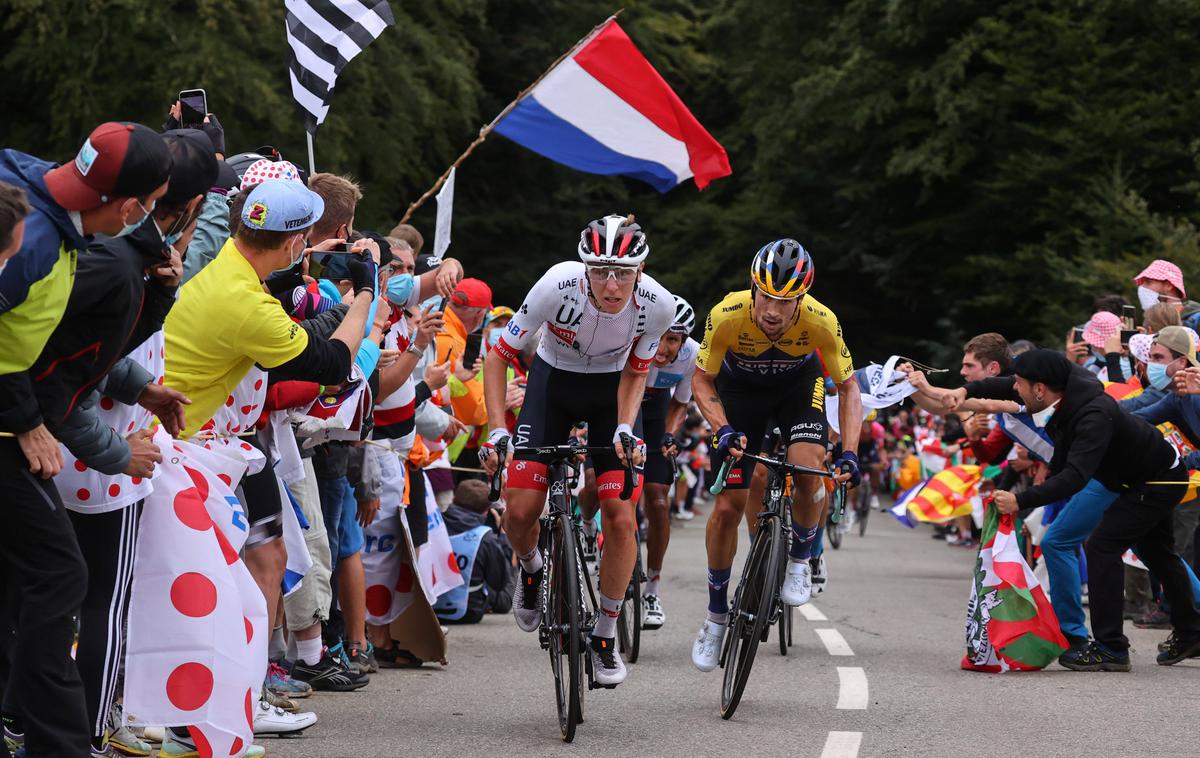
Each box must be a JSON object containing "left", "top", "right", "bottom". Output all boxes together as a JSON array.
[{"left": 124, "top": 428, "right": 267, "bottom": 758}]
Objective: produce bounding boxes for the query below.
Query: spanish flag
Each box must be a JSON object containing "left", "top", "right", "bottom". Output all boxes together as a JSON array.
[{"left": 906, "top": 465, "right": 983, "bottom": 523}]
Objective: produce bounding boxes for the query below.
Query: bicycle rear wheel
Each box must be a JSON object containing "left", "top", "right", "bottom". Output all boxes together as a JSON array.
[
  {"left": 618, "top": 539, "right": 643, "bottom": 663},
  {"left": 547, "top": 512, "right": 583, "bottom": 742},
  {"left": 720, "top": 517, "right": 781, "bottom": 719}
]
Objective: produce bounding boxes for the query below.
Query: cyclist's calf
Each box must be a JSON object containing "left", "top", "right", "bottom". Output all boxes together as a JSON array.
[{"left": 503, "top": 488, "right": 548, "bottom": 557}]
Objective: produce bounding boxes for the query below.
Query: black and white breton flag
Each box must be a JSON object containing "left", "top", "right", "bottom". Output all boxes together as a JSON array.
[{"left": 285, "top": 0, "right": 395, "bottom": 135}]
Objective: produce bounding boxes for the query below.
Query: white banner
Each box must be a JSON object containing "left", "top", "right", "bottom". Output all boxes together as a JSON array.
[{"left": 431, "top": 166, "right": 456, "bottom": 263}]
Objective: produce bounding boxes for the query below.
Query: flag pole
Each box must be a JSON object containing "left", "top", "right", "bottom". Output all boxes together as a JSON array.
[
  {"left": 306, "top": 132, "right": 317, "bottom": 175},
  {"left": 397, "top": 9, "right": 623, "bottom": 225}
]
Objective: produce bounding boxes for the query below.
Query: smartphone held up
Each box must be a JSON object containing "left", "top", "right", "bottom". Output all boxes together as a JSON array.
[{"left": 178, "top": 88, "right": 207, "bottom": 127}]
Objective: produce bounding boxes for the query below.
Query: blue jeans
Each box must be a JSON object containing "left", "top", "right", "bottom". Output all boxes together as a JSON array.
[
  {"left": 317, "top": 476, "right": 365, "bottom": 566},
  {"left": 1041, "top": 479, "right": 1119, "bottom": 640}
]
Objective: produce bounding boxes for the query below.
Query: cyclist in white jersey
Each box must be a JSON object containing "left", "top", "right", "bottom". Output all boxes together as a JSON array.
[
  {"left": 481, "top": 214, "right": 675, "bottom": 687},
  {"left": 639, "top": 295, "right": 698, "bottom": 630}
]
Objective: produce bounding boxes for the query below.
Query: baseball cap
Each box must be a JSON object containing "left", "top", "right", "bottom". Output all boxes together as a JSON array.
[
  {"left": 487, "top": 306, "right": 515, "bottom": 324},
  {"left": 160, "top": 129, "right": 218, "bottom": 207},
  {"left": 1154, "top": 326, "right": 1200, "bottom": 368},
  {"left": 43, "top": 122, "right": 172, "bottom": 211},
  {"left": 240, "top": 179, "right": 324, "bottom": 234},
  {"left": 240, "top": 158, "right": 304, "bottom": 191},
  {"left": 1081, "top": 311, "right": 1121, "bottom": 350},
  {"left": 1134, "top": 259, "right": 1186, "bottom": 299},
  {"left": 451, "top": 278, "right": 493, "bottom": 309}
]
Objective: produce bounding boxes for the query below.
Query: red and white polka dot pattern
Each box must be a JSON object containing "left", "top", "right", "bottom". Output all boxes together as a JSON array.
[
  {"left": 122, "top": 429, "right": 264, "bottom": 758},
  {"left": 196, "top": 368, "right": 268, "bottom": 475},
  {"left": 55, "top": 332, "right": 165, "bottom": 514}
]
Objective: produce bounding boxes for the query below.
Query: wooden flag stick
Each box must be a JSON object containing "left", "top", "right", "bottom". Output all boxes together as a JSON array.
[{"left": 397, "top": 9, "right": 624, "bottom": 225}]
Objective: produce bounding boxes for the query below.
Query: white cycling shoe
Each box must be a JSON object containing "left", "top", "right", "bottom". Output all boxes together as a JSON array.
[
  {"left": 513, "top": 569, "right": 543, "bottom": 632},
  {"left": 589, "top": 635, "right": 627, "bottom": 686},
  {"left": 781, "top": 560, "right": 813, "bottom": 606},
  {"left": 642, "top": 594, "right": 665, "bottom": 630},
  {"left": 691, "top": 619, "right": 727, "bottom": 672},
  {"left": 252, "top": 699, "right": 317, "bottom": 735}
]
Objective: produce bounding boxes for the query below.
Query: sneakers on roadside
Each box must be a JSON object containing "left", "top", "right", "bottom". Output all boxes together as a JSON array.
[
  {"left": 588, "top": 635, "right": 627, "bottom": 686},
  {"left": 691, "top": 618, "right": 727, "bottom": 672},
  {"left": 290, "top": 652, "right": 371, "bottom": 691},
  {"left": 1058, "top": 640, "right": 1131, "bottom": 672},
  {"left": 513, "top": 567, "right": 543, "bottom": 632},
  {"left": 266, "top": 660, "right": 312, "bottom": 699},
  {"left": 159, "top": 730, "right": 266, "bottom": 757},
  {"left": 253, "top": 698, "right": 317, "bottom": 735},
  {"left": 262, "top": 686, "right": 299, "bottom": 714},
  {"left": 1133, "top": 608, "right": 1171, "bottom": 629},
  {"left": 642, "top": 594, "right": 665, "bottom": 630},
  {"left": 107, "top": 703, "right": 152, "bottom": 756},
  {"left": 1156, "top": 633, "right": 1200, "bottom": 665},
  {"left": 781, "top": 560, "right": 813, "bottom": 606},
  {"left": 346, "top": 643, "right": 378, "bottom": 675}
]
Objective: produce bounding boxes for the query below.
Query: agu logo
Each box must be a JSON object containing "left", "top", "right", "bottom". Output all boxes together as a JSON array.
[{"left": 246, "top": 202, "right": 269, "bottom": 227}]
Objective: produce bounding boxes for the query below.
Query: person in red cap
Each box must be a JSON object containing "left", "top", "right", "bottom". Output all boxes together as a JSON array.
[
  {"left": 0, "top": 122, "right": 170, "bottom": 758},
  {"left": 435, "top": 277, "right": 493, "bottom": 434}
]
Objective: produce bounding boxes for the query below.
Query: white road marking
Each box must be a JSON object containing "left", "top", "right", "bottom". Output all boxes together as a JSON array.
[
  {"left": 836, "top": 666, "right": 869, "bottom": 709},
  {"left": 798, "top": 603, "right": 827, "bottom": 621},
  {"left": 815, "top": 628, "right": 854, "bottom": 656},
  {"left": 820, "top": 731, "right": 862, "bottom": 758}
]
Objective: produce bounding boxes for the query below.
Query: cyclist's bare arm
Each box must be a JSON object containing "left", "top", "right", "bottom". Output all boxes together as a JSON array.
[
  {"left": 616, "top": 364, "right": 650, "bottom": 429},
  {"left": 483, "top": 351, "right": 510, "bottom": 432},
  {"left": 692, "top": 368, "right": 728, "bottom": 431},
  {"left": 836, "top": 375, "right": 863, "bottom": 455},
  {"left": 665, "top": 397, "right": 689, "bottom": 438}
]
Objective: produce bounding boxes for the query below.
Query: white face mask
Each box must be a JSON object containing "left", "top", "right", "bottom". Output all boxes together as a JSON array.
[
  {"left": 1030, "top": 399, "right": 1060, "bottom": 428},
  {"left": 1139, "top": 284, "right": 1180, "bottom": 311}
]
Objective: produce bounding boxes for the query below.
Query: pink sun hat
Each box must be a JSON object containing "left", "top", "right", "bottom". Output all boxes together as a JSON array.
[
  {"left": 1134, "top": 259, "right": 1186, "bottom": 299},
  {"left": 1081, "top": 311, "right": 1122, "bottom": 350}
]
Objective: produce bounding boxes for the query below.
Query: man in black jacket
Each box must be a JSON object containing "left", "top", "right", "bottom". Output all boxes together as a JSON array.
[
  {"left": 440, "top": 480, "right": 515, "bottom": 623},
  {"left": 949, "top": 349, "right": 1200, "bottom": 670},
  {"left": 29, "top": 128, "right": 216, "bottom": 753}
]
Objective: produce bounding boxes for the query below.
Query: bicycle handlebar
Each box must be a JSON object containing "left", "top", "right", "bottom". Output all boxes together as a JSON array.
[
  {"left": 485, "top": 443, "right": 637, "bottom": 502},
  {"left": 709, "top": 451, "right": 835, "bottom": 496}
]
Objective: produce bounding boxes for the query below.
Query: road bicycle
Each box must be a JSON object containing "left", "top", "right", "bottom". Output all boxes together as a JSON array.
[
  {"left": 488, "top": 438, "right": 635, "bottom": 742},
  {"left": 709, "top": 452, "right": 839, "bottom": 719}
]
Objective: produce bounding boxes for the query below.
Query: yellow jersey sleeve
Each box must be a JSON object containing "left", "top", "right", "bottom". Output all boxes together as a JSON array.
[
  {"left": 238, "top": 293, "right": 310, "bottom": 369},
  {"left": 697, "top": 298, "right": 734, "bottom": 374},
  {"left": 813, "top": 309, "right": 854, "bottom": 383}
]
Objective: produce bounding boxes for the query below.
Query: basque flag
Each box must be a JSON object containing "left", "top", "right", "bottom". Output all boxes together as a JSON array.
[{"left": 494, "top": 20, "right": 731, "bottom": 192}]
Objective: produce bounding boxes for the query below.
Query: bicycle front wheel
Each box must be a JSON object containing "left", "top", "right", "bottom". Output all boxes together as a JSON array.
[
  {"left": 547, "top": 512, "right": 583, "bottom": 742},
  {"left": 618, "top": 540, "right": 643, "bottom": 663},
  {"left": 720, "top": 517, "right": 781, "bottom": 719}
]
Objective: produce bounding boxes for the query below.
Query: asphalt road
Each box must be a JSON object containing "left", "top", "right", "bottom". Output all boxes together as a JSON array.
[{"left": 258, "top": 502, "right": 1197, "bottom": 758}]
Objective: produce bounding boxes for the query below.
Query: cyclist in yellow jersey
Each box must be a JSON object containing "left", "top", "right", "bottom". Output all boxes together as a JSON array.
[{"left": 690, "top": 238, "right": 862, "bottom": 672}]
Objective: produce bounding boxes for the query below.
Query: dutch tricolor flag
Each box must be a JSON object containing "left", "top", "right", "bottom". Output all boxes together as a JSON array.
[{"left": 495, "top": 20, "right": 732, "bottom": 192}]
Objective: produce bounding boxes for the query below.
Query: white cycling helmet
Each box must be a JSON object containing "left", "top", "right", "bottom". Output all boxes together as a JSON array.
[
  {"left": 578, "top": 214, "right": 649, "bottom": 266},
  {"left": 670, "top": 295, "right": 695, "bottom": 335}
]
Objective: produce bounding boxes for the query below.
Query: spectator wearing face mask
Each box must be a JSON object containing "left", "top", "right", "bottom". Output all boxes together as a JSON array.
[
  {"left": 0, "top": 122, "right": 171, "bottom": 757},
  {"left": 435, "top": 480, "right": 515, "bottom": 624},
  {"left": 1134, "top": 260, "right": 1198, "bottom": 323}
]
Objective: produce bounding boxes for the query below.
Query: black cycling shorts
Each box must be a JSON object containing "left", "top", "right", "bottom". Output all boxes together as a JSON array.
[
  {"left": 509, "top": 356, "right": 624, "bottom": 493},
  {"left": 238, "top": 433, "right": 284, "bottom": 546},
  {"left": 710, "top": 358, "right": 828, "bottom": 490},
  {"left": 639, "top": 389, "right": 673, "bottom": 486}
]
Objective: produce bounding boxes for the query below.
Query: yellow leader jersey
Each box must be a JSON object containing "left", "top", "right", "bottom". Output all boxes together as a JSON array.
[{"left": 697, "top": 290, "right": 853, "bottom": 385}]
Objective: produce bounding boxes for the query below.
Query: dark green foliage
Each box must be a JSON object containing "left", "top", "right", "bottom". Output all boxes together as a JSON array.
[{"left": 2, "top": 0, "right": 1196, "bottom": 367}]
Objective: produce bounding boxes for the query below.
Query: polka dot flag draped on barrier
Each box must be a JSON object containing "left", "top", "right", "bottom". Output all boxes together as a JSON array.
[{"left": 124, "top": 428, "right": 267, "bottom": 758}]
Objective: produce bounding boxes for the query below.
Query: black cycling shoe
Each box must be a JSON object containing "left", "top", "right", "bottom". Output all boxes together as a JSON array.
[
  {"left": 290, "top": 653, "right": 371, "bottom": 691},
  {"left": 1058, "top": 641, "right": 1131, "bottom": 672},
  {"left": 1156, "top": 633, "right": 1200, "bottom": 665}
]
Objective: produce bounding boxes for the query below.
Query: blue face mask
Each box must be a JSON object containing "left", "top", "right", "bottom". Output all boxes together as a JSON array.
[
  {"left": 386, "top": 273, "right": 415, "bottom": 306},
  {"left": 117, "top": 199, "right": 154, "bottom": 237},
  {"left": 1147, "top": 361, "right": 1172, "bottom": 390},
  {"left": 487, "top": 329, "right": 503, "bottom": 348}
]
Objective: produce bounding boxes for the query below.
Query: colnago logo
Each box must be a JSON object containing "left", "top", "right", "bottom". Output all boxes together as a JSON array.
[{"left": 550, "top": 480, "right": 565, "bottom": 496}]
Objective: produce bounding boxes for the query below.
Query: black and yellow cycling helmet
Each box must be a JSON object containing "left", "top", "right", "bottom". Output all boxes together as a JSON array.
[{"left": 750, "top": 238, "right": 814, "bottom": 299}]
